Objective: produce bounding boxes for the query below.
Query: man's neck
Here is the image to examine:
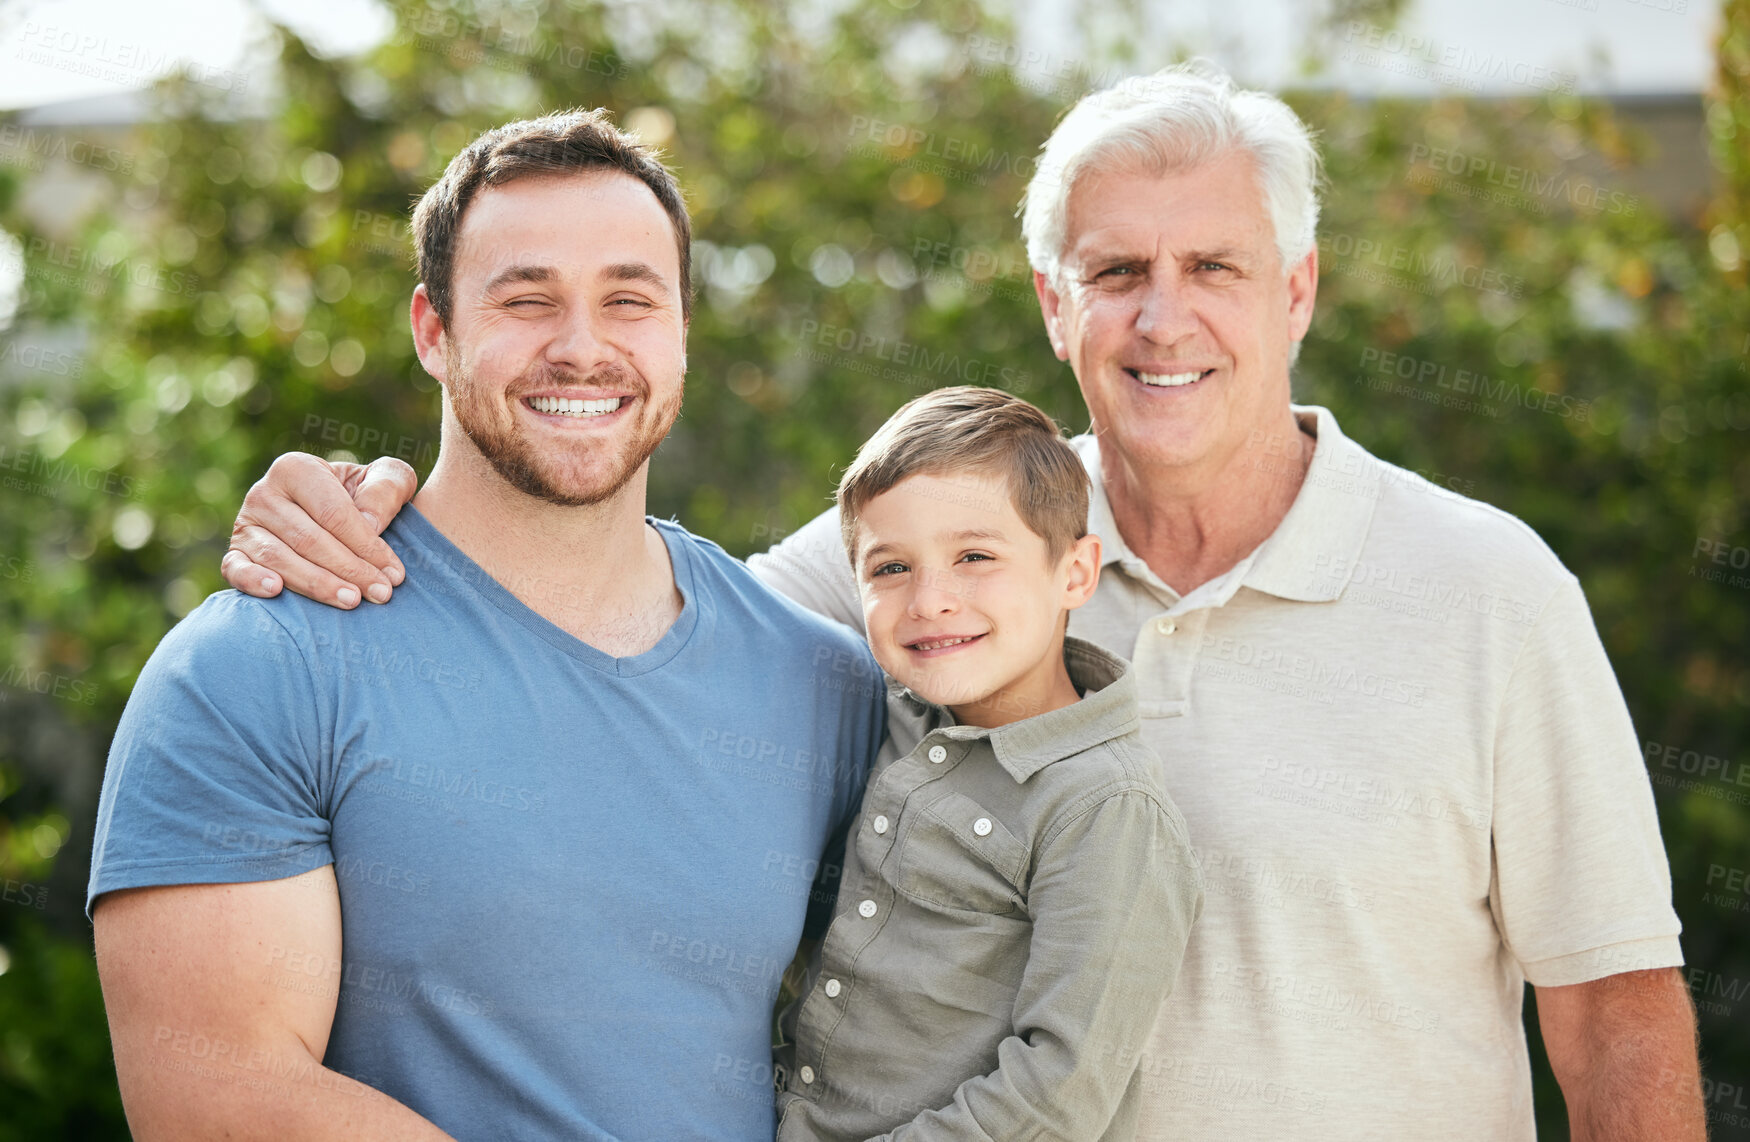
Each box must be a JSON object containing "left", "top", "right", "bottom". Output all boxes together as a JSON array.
[
  {"left": 1102, "top": 408, "right": 1315, "bottom": 596},
  {"left": 414, "top": 452, "right": 683, "bottom": 658}
]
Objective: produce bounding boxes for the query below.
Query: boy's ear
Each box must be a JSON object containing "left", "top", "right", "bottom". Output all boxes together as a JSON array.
[{"left": 1059, "top": 534, "right": 1102, "bottom": 611}]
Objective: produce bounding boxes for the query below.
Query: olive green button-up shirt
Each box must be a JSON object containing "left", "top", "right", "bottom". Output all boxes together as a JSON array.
[{"left": 775, "top": 638, "right": 1204, "bottom": 1142}]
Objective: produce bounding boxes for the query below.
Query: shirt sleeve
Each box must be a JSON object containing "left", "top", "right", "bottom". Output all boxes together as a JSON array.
[
  {"left": 747, "top": 504, "right": 865, "bottom": 636},
  {"left": 1489, "top": 577, "right": 1683, "bottom": 986},
  {"left": 873, "top": 786, "right": 1205, "bottom": 1142},
  {"left": 86, "top": 592, "right": 335, "bottom": 917}
]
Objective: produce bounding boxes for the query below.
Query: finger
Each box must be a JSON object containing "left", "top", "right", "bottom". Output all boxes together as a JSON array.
[
  {"left": 220, "top": 549, "right": 283, "bottom": 598},
  {"left": 350, "top": 457, "right": 419, "bottom": 585},
  {"left": 230, "top": 521, "right": 366, "bottom": 609},
  {"left": 280, "top": 462, "right": 403, "bottom": 599},
  {"left": 235, "top": 456, "right": 392, "bottom": 605}
]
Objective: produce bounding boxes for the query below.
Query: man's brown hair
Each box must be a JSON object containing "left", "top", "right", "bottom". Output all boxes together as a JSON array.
[
  {"left": 837, "top": 386, "right": 1089, "bottom": 564},
  {"left": 411, "top": 107, "right": 692, "bottom": 325}
]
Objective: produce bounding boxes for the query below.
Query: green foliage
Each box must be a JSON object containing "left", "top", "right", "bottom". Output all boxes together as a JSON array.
[{"left": 0, "top": 0, "right": 1746, "bottom": 1135}]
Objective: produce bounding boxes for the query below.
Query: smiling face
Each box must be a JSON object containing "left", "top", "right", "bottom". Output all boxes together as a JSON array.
[
  {"left": 413, "top": 170, "right": 687, "bottom": 507},
  {"left": 1035, "top": 148, "right": 1317, "bottom": 481},
  {"left": 854, "top": 470, "right": 1100, "bottom": 729}
]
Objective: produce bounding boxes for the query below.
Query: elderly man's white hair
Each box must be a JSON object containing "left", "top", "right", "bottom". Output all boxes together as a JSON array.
[{"left": 1020, "top": 61, "right": 1324, "bottom": 280}]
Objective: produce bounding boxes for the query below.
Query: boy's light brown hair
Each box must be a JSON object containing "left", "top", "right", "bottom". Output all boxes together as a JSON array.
[{"left": 837, "top": 386, "right": 1090, "bottom": 565}]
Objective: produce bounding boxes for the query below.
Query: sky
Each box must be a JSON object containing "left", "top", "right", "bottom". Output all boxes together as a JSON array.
[{"left": 0, "top": 0, "right": 1726, "bottom": 113}]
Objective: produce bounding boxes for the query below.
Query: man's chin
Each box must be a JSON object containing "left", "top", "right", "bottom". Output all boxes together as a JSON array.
[{"left": 484, "top": 450, "right": 648, "bottom": 508}]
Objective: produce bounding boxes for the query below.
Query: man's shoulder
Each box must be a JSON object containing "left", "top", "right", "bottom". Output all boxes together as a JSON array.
[
  {"left": 137, "top": 588, "right": 345, "bottom": 693},
  {"left": 1358, "top": 448, "right": 1575, "bottom": 598},
  {"left": 656, "top": 518, "right": 875, "bottom": 660}
]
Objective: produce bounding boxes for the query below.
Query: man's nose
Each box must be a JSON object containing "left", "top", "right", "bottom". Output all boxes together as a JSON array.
[
  {"left": 544, "top": 310, "right": 617, "bottom": 375},
  {"left": 1134, "top": 271, "right": 1199, "bottom": 343}
]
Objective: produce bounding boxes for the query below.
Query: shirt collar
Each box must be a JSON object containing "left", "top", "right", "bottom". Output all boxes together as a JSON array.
[
  {"left": 889, "top": 637, "right": 1140, "bottom": 784},
  {"left": 1074, "top": 404, "right": 1378, "bottom": 605}
]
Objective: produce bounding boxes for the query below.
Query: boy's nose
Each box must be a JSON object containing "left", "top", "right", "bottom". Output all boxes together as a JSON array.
[{"left": 905, "top": 573, "right": 961, "bottom": 618}]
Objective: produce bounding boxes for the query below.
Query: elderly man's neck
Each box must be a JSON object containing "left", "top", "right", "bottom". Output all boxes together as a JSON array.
[
  {"left": 1100, "top": 408, "right": 1314, "bottom": 596},
  {"left": 414, "top": 452, "right": 682, "bottom": 657}
]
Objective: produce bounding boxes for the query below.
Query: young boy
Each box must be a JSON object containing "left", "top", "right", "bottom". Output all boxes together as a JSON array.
[{"left": 775, "top": 386, "right": 1203, "bottom": 1141}]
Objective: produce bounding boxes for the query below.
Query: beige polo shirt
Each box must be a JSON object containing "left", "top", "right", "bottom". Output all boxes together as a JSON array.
[{"left": 749, "top": 404, "right": 1682, "bottom": 1141}]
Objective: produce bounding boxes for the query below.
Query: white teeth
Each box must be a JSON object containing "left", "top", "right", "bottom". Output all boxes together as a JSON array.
[
  {"left": 1136, "top": 370, "right": 1205, "bottom": 387},
  {"left": 528, "top": 395, "right": 623, "bottom": 417},
  {"left": 914, "top": 636, "right": 975, "bottom": 651}
]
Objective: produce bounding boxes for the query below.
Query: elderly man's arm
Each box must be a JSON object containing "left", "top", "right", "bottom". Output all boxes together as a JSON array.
[
  {"left": 220, "top": 453, "right": 417, "bottom": 607},
  {"left": 95, "top": 868, "right": 455, "bottom": 1141},
  {"left": 1535, "top": 967, "right": 1705, "bottom": 1142}
]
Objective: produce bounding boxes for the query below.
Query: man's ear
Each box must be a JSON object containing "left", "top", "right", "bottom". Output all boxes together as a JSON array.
[
  {"left": 1286, "top": 246, "right": 1318, "bottom": 344},
  {"left": 1059, "top": 533, "right": 1102, "bottom": 611},
  {"left": 410, "top": 284, "right": 449, "bottom": 385},
  {"left": 1034, "top": 270, "right": 1070, "bottom": 362}
]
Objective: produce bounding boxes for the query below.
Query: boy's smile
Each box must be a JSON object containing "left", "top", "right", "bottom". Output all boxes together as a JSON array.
[{"left": 854, "top": 471, "right": 1100, "bottom": 729}]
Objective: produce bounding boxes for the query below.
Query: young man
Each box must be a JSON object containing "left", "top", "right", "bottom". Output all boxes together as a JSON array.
[
  {"left": 775, "top": 387, "right": 1202, "bottom": 1140},
  {"left": 87, "top": 111, "right": 883, "bottom": 1141}
]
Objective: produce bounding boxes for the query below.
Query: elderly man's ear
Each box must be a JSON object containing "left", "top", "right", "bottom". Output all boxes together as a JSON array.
[{"left": 1033, "top": 271, "right": 1070, "bottom": 361}]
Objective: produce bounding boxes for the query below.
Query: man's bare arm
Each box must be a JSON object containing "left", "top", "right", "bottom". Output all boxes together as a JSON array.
[
  {"left": 95, "top": 867, "right": 454, "bottom": 1141},
  {"left": 1535, "top": 967, "right": 1706, "bottom": 1142},
  {"left": 221, "top": 454, "right": 419, "bottom": 607}
]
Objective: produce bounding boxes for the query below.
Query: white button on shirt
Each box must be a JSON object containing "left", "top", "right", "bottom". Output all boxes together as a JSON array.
[
  {"left": 799, "top": 1066, "right": 815, "bottom": 1085},
  {"left": 824, "top": 979, "right": 842, "bottom": 998},
  {"left": 972, "top": 817, "right": 992, "bottom": 837},
  {"left": 872, "top": 815, "right": 889, "bottom": 834},
  {"left": 928, "top": 745, "right": 947, "bottom": 763},
  {"left": 857, "top": 899, "right": 877, "bottom": 918},
  {"left": 1154, "top": 616, "right": 1177, "bottom": 635}
]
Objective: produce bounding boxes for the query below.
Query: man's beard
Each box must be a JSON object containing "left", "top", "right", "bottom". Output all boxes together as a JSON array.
[{"left": 444, "top": 344, "right": 683, "bottom": 507}]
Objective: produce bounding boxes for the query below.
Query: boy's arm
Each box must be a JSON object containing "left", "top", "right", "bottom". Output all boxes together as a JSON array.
[
  {"left": 95, "top": 869, "right": 455, "bottom": 1141},
  {"left": 221, "top": 453, "right": 416, "bottom": 607},
  {"left": 872, "top": 789, "right": 1203, "bottom": 1141}
]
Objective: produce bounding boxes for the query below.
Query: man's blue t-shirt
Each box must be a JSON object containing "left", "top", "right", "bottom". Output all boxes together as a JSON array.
[{"left": 87, "top": 507, "right": 884, "bottom": 1141}]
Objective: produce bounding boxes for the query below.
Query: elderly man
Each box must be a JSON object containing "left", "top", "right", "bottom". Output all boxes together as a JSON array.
[
  {"left": 91, "top": 110, "right": 883, "bottom": 1140},
  {"left": 221, "top": 67, "right": 1701, "bottom": 1139}
]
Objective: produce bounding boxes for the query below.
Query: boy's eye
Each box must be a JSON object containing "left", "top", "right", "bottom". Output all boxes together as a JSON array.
[
  {"left": 958, "top": 552, "right": 993, "bottom": 564},
  {"left": 872, "top": 562, "right": 908, "bottom": 577}
]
